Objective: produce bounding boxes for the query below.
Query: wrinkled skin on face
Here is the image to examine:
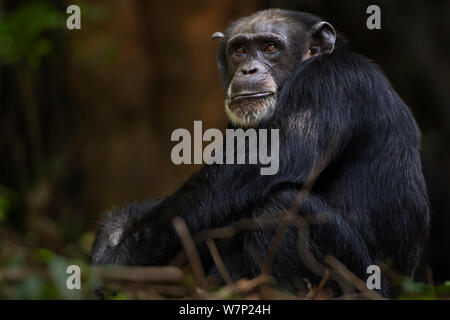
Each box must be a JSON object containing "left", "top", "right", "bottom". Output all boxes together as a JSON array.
[{"left": 215, "top": 10, "right": 328, "bottom": 127}]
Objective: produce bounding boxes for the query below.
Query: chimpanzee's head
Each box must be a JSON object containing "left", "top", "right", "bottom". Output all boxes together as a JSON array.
[{"left": 213, "top": 9, "right": 336, "bottom": 127}]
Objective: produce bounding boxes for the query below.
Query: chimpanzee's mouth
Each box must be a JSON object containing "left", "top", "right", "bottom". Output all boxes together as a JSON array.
[
  {"left": 231, "top": 92, "right": 273, "bottom": 101},
  {"left": 225, "top": 92, "right": 277, "bottom": 128}
]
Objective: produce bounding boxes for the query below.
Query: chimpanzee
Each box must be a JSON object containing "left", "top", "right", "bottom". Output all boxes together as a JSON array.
[{"left": 91, "top": 9, "right": 430, "bottom": 297}]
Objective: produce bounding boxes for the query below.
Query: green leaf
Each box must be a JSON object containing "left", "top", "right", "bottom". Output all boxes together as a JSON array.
[{"left": 0, "top": 1, "right": 64, "bottom": 68}]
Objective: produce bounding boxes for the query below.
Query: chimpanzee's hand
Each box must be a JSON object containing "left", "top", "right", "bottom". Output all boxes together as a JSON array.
[{"left": 90, "top": 199, "right": 165, "bottom": 265}]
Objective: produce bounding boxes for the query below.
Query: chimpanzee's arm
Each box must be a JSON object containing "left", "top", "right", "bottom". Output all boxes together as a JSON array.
[{"left": 91, "top": 108, "right": 348, "bottom": 266}]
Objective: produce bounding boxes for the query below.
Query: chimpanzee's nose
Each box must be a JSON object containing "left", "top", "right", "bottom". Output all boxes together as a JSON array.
[
  {"left": 241, "top": 66, "right": 258, "bottom": 75},
  {"left": 240, "top": 60, "right": 262, "bottom": 75}
]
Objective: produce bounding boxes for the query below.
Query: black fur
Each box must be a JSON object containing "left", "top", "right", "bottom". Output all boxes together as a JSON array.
[{"left": 91, "top": 10, "right": 429, "bottom": 298}]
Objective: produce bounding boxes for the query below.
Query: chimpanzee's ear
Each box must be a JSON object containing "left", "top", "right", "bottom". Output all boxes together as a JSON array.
[
  {"left": 309, "top": 21, "right": 336, "bottom": 55},
  {"left": 211, "top": 31, "right": 224, "bottom": 40}
]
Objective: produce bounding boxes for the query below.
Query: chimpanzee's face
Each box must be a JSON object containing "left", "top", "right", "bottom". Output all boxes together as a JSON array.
[
  {"left": 221, "top": 15, "right": 307, "bottom": 127},
  {"left": 215, "top": 10, "right": 336, "bottom": 128}
]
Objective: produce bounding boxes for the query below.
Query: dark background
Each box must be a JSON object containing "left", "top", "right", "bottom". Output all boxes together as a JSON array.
[{"left": 0, "top": 0, "right": 449, "bottom": 297}]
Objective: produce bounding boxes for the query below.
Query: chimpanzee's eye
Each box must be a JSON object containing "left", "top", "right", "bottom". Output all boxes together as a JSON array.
[
  {"left": 235, "top": 46, "right": 246, "bottom": 54},
  {"left": 266, "top": 44, "right": 277, "bottom": 53}
]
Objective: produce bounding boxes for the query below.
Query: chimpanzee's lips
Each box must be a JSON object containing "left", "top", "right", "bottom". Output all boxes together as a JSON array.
[{"left": 231, "top": 92, "right": 273, "bottom": 101}]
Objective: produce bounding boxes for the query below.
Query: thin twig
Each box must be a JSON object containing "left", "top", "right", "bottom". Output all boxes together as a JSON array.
[
  {"left": 324, "top": 255, "right": 386, "bottom": 300},
  {"left": 206, "top": 239, "right": 233, "bottom": 285},
  {"left": 172, "top": 216, "right": 206, "bottom": 287},
  {"left": 235, "top": 274, "right": 273, "bottom": 294},
  {"left": 311, "top": 268, "right": 330, "bottom": 299},
  {"left": 91, "top": 266, "right": 183, "bottom": 283}
]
